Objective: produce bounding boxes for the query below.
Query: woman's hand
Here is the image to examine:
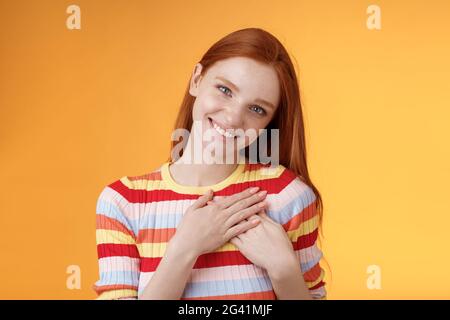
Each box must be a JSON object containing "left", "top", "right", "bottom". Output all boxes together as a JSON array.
[
  {"left": 171, "top": 187, "right": 268, "bottom": 257},
  {"left": 229, "top": 210, "right": 297, "bottom": 273}
]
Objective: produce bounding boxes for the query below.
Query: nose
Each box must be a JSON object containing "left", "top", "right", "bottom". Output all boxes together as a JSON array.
[{"left": 222, "top": 104, "right": 244, "bottom": 130}]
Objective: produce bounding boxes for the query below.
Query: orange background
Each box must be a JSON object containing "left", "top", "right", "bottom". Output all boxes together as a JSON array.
[{"left": 1, "top": 0, "right": 449, "bottom": 299}]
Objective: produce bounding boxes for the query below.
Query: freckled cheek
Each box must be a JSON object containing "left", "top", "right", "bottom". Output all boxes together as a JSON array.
[
  {"left": 201, "top": 94, "right": 224, "bottom": 114},
  {"left": 194, "top": 91, "right": 227, "bottom": 114}
]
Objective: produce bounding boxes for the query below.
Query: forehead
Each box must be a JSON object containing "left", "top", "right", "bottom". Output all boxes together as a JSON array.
[{"left": 205, "top": 57, "right": 280, "bottom": 106}]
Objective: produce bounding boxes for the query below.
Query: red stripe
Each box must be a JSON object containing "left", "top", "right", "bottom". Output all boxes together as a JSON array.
[
  {"left": 209, "top": 167, "right": 294, "bottom": 196},
  {"left": 139, "top": 229, "right": 317, "bottom": 272},
  {"left": 304, "top": 263, "right": 322, "bottom": 282},
  {"left": 309, "top": 281, "right": 326, "bottom": 290},
  {"left": 108, "top": 166, "right": 295, "bottom": 203},
  {"left": 137, "top": 228, "right": 177, "bottom": 243},
  {"left": 293, "top": 228, "right": 318, "bottom": 250},
  {"left": 96, "top": 214, "right": 135, "bottom": 238},
  {"left": 93, "top": 284, "right": 138, "bottom": 295},
  {"left": 97, "top": 243, "right": 140, "bottom": 259},
  {"left": 282, "top": 200, "right": 317, "bottom": 232},
  {"left": 140, "top": 250, "right": 250, "bottom": 272}
]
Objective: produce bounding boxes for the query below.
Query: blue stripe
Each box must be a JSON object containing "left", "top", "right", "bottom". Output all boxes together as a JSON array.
[
  {"left": 133, "top": 186, "right": 316, "bottom": 230},
  {"left": 181, "top": 276, "right": 273, "bottom": 298},
  {"left": 138, "top": 212, "right": 183, "bottom": 229},
  {"left": 299, "top": 248, "right": 323, "bottom": 272},
  {"left": 101, "top": 176, "right": 317, "bottom": 234},
  {"left": 266, "top": 180, "right": 317, "bottom": 225},
  {"left": 96, "top": 189, "right": 139, "bottom": 237},
  {"left": 97, "top": 270, "right": 140, "bottom": 286}
]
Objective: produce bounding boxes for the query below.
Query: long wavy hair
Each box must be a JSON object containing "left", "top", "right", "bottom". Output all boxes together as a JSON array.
[{"left": 167, "top": 28, "right": 329, "bottom": 278}]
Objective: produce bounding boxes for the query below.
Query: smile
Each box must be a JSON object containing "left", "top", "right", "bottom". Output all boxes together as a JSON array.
[{"left": 208, "top": 118, "right": 237, "bottom": 139}]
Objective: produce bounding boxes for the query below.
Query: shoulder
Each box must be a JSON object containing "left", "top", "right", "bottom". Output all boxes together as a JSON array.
[
  {"left": 277, "top": 164, "right": 316, "bottom": 205},
  {"left": 259, "top": 163, "right": 317, "bottom": 226},
  {"left": 244, "top": 162, "right": 315, "bottom": 201},
  {"left": 97, "top": 164, "right": 165, "bottom": 203}
]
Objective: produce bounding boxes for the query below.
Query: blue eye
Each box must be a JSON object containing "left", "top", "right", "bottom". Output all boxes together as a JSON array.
[
  {"left": 217, "top": 84, "right": 267, "bottom": 116},
  {"left": 217, "top": 85, "right": 232, "bottom": 96},
  {"left": 250, "top": 105, "right": 266, "bottom": 116}
]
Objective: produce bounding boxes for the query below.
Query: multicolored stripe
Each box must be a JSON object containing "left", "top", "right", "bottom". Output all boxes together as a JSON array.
[{"left": 93, "top": 162, "right": 326, "bottom": 300}]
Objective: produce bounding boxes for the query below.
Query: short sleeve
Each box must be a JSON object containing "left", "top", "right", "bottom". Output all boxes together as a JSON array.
[
  {"left": 93, "top": 186, "right": 141, "bottom": 300},
  {"left": 284, "top": 178, "right": 327, "bottom": 300}
]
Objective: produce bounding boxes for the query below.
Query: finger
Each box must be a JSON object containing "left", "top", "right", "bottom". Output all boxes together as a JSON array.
[
  {"left": 207, "top": 196, "right": 223, "bottom": 206},
  {"left": 235, "top": 218, "right": 258, "bottom": 238},
  {"left": 248, "top": 215, "right": 261, "bottom": 222},
  {"left": 258, "top": 210, "right": 274, "bottom": 222},
  {"left": 225, "top": 218, "right": 261, "bottom": 240},
  {"left": 217, "top": 187, "right": 260, "bottom": 208},
  {"left": 257, "top": 209, "right": 267, "bottom": 218},
  {"left": 224, "top": 190, "right": 267, "bottom": 217},
  {"left": 224, "top": 201, "right": 267, "bottom": 228},
  {"left": 191, "top": 189, "right": 213, "bottom": 209},
  {"left": 229, "top": 236, "right": 242, "bottom": 247}
]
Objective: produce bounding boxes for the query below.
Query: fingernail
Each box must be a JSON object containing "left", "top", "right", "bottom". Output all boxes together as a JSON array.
[
  {"left": 258, "top": 201, "right": 266, "bottom": 208},
  {"left": 257, "top": 190, "right": 267, "bottom": 197},
  {"left": 249, "top": 187, "right": 259, "bottom": 194}
]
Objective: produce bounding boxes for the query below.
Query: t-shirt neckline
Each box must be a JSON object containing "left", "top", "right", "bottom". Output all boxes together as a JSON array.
[{"left": 160, "top": 161, "right": 245, "bottom": 194}]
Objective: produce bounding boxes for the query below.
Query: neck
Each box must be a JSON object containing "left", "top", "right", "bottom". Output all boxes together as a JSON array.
[
  {"left": 169, "top": 160, "right": 239, "bottom": 187},
  {"left": 169, "top": 135, "right": 244, "bottom": 187}
]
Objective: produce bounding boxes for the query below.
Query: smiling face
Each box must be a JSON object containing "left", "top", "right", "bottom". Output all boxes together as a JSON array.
[{"left": 188, "top": 56, "right": 281, "bottom": 161}]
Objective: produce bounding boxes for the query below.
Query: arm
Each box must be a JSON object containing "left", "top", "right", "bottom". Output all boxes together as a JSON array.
[
  {"left": 94, "top": 187, "right": 140, "bottom": 300},
  {"left": 138, "top": 236, "right": 199, "bottom": 300},
  {"left": 269, "top": 177, "right": 327, "bottom": 300},
  {"left": 95, "top": 190, "right": 199, "bottom": 300},
  {"left": 267, "top": 252, "right": 314, "bottom": 300}
]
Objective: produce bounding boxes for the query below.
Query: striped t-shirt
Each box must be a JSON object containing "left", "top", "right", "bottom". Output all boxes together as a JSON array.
[{"left": 93, "top": 161, "right": 327, "bottom": 300}]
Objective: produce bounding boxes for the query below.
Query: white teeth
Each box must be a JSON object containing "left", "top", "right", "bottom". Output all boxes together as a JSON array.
[{"left": 212, "top": 120, "right": 235, "bottom": 138}]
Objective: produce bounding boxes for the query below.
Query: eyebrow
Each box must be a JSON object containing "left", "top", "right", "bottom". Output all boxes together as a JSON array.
[{"left": 215, "top": 76, "right": 276, "bottom": 110}]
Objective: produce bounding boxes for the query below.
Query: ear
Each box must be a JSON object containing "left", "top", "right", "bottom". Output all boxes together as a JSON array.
[{"left": 189, "top": 62, "right": 203, "bottom": 97}]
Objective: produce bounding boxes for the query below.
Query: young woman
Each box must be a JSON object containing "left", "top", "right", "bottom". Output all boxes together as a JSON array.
[{"left": 94, "top": 28, "right": 327, "bottom": 300}]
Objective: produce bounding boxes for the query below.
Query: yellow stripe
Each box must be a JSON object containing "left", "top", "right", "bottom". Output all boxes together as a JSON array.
[
  {"left": 96, "top": 229, "right": 136, "bottom": 245},
  {"left": 120, "top": 163, "right": 286, "bottom": 192},
  {"left": 235, "top": 164, "right": 285, "bottom": 183},
  {"left": 136, "top": 215, "right": 319, "bottom": 258},
  {"left": 137, "top": 241, "right": 240, "bottom": 258},
  {"left": 96, "top": 289, "right": 138, "bottom": 300},
  {"left": 286, "top": 214, "right": 319, "bottom": 242},
  {"left": 161, "top": 162, "right": 246, "bottom": 194}
]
